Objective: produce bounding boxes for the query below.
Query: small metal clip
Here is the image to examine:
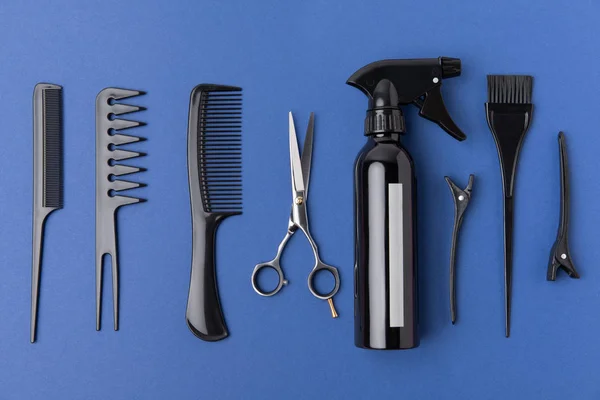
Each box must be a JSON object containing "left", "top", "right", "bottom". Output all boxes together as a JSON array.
[{"left": 445, "top": 174, "right": 474, "bottom": 324}]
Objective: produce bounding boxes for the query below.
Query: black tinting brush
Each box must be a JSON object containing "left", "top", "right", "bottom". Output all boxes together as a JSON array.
[{"left": 485, "top": 75, "right": 533, "bottom": 338}]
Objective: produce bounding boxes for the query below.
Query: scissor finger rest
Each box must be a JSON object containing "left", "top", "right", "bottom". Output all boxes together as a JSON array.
[
  {"left": 307, "top": 263, "right": 340, "bottom": 300},
  {"left": 252, "top": 262, "right": 287, "bottom": 297}
]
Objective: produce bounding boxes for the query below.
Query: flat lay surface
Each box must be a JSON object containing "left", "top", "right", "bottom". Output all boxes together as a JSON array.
[{"left": 1, "top": 0, "right": 599, "bottom": 398}]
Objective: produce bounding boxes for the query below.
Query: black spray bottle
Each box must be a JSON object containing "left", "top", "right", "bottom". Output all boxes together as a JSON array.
[{"left": 347, "top": 57, "right": 466, "bottom": 349}]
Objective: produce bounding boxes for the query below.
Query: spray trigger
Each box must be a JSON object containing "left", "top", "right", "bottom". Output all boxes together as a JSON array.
[{"left": 415, "top": 86, "right": 466, "bottom": 141}]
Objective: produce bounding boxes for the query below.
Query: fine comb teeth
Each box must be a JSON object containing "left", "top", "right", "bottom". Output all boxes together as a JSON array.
[
  {"left": 197, "top": 85, "right": 243, "bottom": 214},
  {"left": 41, "top": 86, "right": 64, "bottom": 208},
  {"left": 487, "top": 75, "right": 533, "bottom": 104},
  {"left": 95, "top": 87, "right": 146, "bottom": 331}
]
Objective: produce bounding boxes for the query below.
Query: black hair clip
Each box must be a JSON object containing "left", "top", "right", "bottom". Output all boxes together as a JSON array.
[
  {"left": 445, "top": 174, "right": 474, "bottom": 324},
  {"left": 547, "top": 132, "right": 580, "bottom": 281}
]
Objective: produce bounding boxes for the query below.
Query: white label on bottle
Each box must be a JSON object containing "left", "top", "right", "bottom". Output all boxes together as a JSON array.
[
  {"left": 368, "top": 163, "right": 387, "bottom": 348},
  {"left": 388, "top": 183, "right": 404, "bottom": 328}
]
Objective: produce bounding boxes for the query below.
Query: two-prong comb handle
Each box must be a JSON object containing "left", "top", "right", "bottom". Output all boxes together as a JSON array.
[
  {"left": 445, "top": 174, "right": 474, "bottom": 325},
  {"left": 95, "top": 88, "right": 146, "bottom": 331},
  {"left": 547, "top": 132, "right": 580, "bottom": 281}
]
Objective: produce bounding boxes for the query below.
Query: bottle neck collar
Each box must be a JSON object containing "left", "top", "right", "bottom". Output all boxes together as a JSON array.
[{"left": 364, "top": 108, "right": 405, "bottom": 136}]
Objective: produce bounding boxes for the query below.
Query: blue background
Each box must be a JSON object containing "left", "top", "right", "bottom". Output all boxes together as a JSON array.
[{"left": 0, "top": 0, "right": 598, "bottom": 398}]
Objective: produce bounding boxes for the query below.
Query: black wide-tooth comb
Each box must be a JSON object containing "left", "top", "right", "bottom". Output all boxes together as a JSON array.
[
  {"left": 485, "top": 75, "right": 533, "bottom": 338},
  {"left": 31, "top": 83, "right": 63, "bottom": 343},
  {"left": 95, "top": 88, "right": 147, "bottom": 331},
  {"left": 186, "top": 84, "right": 242, "bottom": 341}
]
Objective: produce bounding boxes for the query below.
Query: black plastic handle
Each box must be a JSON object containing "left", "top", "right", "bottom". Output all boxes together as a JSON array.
[
  {"left": 185, "top": 214, "right": 228, "bottom": 341},
  {"left": 503, "top": 196, "right": 513, "bottom": 338}
]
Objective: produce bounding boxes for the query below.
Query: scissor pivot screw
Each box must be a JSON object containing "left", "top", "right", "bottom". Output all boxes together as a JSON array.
[
  {"left": 561, "top": 253, "right": 567, "bottom": 260},
  {"left": 295, "top": 196, "right": 304, "bottom": 205},
  {"left": 458, "top": 195, "right": 465, "bottom": 201}
]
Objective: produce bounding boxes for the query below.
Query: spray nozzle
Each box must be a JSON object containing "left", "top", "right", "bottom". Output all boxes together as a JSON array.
[
  {"left": 346, "top": 57, "right": 466, "bottom": 140},
  {"left": 441, "top": 57, "right": 461, "bottom": 78}
]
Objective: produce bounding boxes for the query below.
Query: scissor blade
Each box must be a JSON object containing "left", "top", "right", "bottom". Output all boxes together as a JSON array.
[
  {"left": 289, "top": 112, "right": 305, "bottom": 193},
  {"left": 301, "top": 112, "right": 314, "bottom": 197}
]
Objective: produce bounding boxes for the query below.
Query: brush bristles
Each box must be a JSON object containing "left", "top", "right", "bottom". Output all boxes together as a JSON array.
[
  {"left": 42, "top": 88, "right": 63, "bottom": 209},
  {"left": 198, "top": 89, "right": 243, "bottom": 214},
  {"left": 487, "top": 75, "right": 533, "bottom": 104}
]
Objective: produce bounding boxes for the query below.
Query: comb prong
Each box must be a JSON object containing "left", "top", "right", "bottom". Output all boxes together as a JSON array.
[
  {"left": 200, "top": 116, "right": 242, "bottom": 120},
  {"left": 110, "top": 133, "right": 143, "bottom": 146},
  {"left": 111, "top": 88, "right": 145, "bottom": 100},
  {"left": 111, "top": 164, "right": 143, "bottom": 176},
  {"left": 110, "top": 118, "right": 144, "bottom": 131},
  {"left": 110, "top": 149, "right": 142, "bottom": 161},
  {"left": 110, "top": 103, "right": 145, "bottom": 116},
  {"left": 111, "top": 179, "right": 143, "bottom": 192},
  {"left": 113, "top": 194, "right": 143, "bottom": 207}
]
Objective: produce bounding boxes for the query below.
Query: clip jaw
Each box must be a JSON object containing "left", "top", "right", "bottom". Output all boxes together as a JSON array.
[
  {"left": 548, "top": 241, "right": 579, "bottom": 281},
  {"left": 346, "top": 57, "right": 466, "bottom": 140},
  {"left": 547, "top": 132, "right": 580, "bottom": 281}
]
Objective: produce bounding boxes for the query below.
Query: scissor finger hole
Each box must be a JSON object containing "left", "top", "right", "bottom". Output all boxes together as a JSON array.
[
  {"left": 309, "top": 268, "right": 338, "bottom": 299},
  {"left": 253, "top": 265, "right": 283, "bottom": 296}
]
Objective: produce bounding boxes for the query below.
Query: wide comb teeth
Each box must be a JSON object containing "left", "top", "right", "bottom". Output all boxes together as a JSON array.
[
  {"left": 110, "top": 103, "right": 145, "bottom": 116},
  {"left": 96, "top": 88, "right": 146, "bottom": 206},
  {"left": 109, "top": 118, "right": 144, "bottom": 131},
  {"left": 192, "top": 85, "right": 243, "bottom": 214}
]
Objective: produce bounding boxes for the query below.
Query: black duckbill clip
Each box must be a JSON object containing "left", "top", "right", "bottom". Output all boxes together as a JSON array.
[
  {"left": 547, "top": 132, "right": 580, "bottom": 281},
  {"left": 445, "top": 174, "right": 474, "bottom": 325}
]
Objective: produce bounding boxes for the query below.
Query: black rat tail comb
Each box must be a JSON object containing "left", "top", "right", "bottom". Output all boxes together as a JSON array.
[{"left": 31, "top": 83, "right": 63, "bottom": 343}]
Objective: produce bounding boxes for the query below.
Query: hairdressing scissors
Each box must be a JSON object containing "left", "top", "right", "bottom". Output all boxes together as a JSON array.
[{"left": 251, "top": 112, "right": 340, "bottom": 317}]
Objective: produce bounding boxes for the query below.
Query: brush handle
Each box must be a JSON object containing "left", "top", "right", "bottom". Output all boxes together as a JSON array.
[
  {"left": 186, "top": 213, "right": 228, "bottom": 341},
  {"left": 503, "top": 196, "right": 513, "bottom": 338}
]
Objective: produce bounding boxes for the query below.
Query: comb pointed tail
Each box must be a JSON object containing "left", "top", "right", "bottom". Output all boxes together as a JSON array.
[{"left": 31, "top": 210, "right": 47, "bottom": 343}]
